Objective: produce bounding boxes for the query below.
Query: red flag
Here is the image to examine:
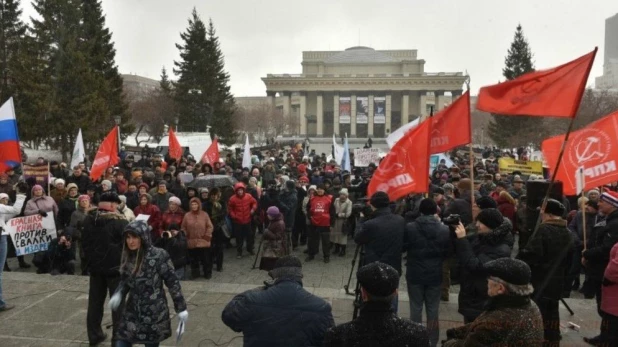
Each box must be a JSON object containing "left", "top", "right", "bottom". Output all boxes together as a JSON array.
[
  {"left": 90, "top": 126, "right": 119, "bottom": 181},
  {"left": 201, "top": 137, "right": 220, "bottom": 165},
  {"left": 168, "top": 128, "right": 183, "bottom": 160},
  {"left": 477, "top": 48, "right": 597, "bottom": 118},
  {"left": 367, "top": 119, "right": 431, "bottom": 201},
  {"left": 430, "top": 90, "right": 471, "bottom": 153},
  {"left": 542, "top": 110, "right": 618, "bottom": 195}
]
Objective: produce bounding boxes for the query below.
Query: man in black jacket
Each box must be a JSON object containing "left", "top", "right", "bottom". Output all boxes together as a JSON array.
[
  {"left": 354, "top": 191, "right": 405, "bottom": 312},
  {"left": 405, "top": 198, "right": 450, "bottom": 347},
  {"left": 222, "top": 256, "right": 334, "bottom": 347},
  {"left": 66, "top": 166, "right": 91, "bottom": 194},
  {"left": 518, "top": 199, "right": 574, "bottom": 346},
  {"left": 81, "top": 192, "right": 128, "bottom": 346},
  {"left": 323, "top": 262, "right": 429, "bottom": 347}
]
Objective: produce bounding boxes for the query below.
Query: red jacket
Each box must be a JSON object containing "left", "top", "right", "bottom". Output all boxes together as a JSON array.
[
  {"left": 161, "top": 208, "right": 185, "bottom": 231},
  {"left": 309, "top": 194, "right": 333, "bottom": 227},
  {"left": 134, "top": 202, "right": 162, "bottom": 238},
  {"left": 602, "top": 243, "right": 618, "bottom": 316},
  {"left": 115, "top": 178, "right": 128, "bottom": 195},
  {"left": 497, "top": 197, "right": 516, "bottom": 228},
  {"left": 228, "top": 192, "right": 257, "bottom": 225}
]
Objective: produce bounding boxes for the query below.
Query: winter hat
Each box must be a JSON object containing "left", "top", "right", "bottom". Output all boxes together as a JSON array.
[
  {"left": 332, "top": 178, "right": 341, "bottom": 186},
  {"left": 587, "top": 189, "right": 601, "bottom": 198},
  {"left": 200, "top": 188, "right": 209, "bottom": 194},
  {"left": 100, "top": 192, "right": 122, "bottom": 204},
  {"left": 298, "top": 164, "right": 307, "bottom": 174},
  {"left": 443, "top": 183, "right": 455, "bottom": 192},
  {"left": 419, "top": 198, "right": 438, "bottom": 216},
  {"left": 440, "top": 173, "right": 448, "bottom": 180},
  {"left": 78, "top": 195, "right": 90, "bottom": 203},
  {"left": 476, "top": 208, "right": 504, "bottom": 229},
  {"left": 357, "top": 261, "right": 399, "bottom": 297},
  {"left": 339, "top": 188, "right": 349, "bottom": 196},
  {"left": 32, "top": 185, "right": 44, "bottom": 193},
  {"left": 101, "top": 180, "right": 112, "bottom": 188},
  {"left": 485, "top": 258, "right": 531, "bottom": 287},
  {"left": 370, "top": 191, "right": 390, "bottom": 209},
  {"left": 476, "top": 196, "right": 498, "bottom": 210},
  {"left": 267, "top": 206, "right": 280, "bottom": 218},
  {"left": 138, "top": 183, "right": 149, "bottom": 191},
  {"left": 54, "top": 178, "right": 66, "bottom": 186},
  {"left": 586, "top": 200, "right": 599, "bottom": 210},
  {"left": 169, "top": 196, "right": 181, "bottom": 206},
  {"left": 308, "top": 185, "right": 317, "bottom": 192},
  {"left": 118, "top": 195, "right": 127, "bottom": 204},
  {"left": 543, "top": 199, "right": 565, "bottom": 216},
  {"left": 249, "top": 177, "right": 258, "bottom": 185},
  {"left": 158, "top": 180, "right": 167, "bottom": 186},
  {"left": 66, "top": 183, "right": 79, "bottom": 192},
  {"left": 269, "top": 255, "right": 303, "bottom": 281},
  {"left": 433, "top": 187, "right": 445, "bottom": 195},
  {"left": 299, "top": 176, "right": 310, "bottom": 184},
  {"left": 286, "top": 180, "right": 296, "bottom": 191},
  {"left": 0, "top": 193, "right": 9, "bottom": 200},
  {"left": 600, "top": 190, "right": 618, "bottom": 208}
]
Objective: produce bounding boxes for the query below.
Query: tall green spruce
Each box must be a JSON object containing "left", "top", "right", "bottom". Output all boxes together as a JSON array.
[
  {"left": 174, "top": 9, "right": 237, "bottom": 144},
  {"left": 0, "top": 0, "right": 26, "bottom": 103},
  {"left": 487, "top": 25, "right": 546, "bottom": 148}
]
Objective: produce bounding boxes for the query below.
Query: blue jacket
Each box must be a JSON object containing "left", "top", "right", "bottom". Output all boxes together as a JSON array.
[
  {"left": 222, "top": 280, "right": 335, "bottom": 347},
  {"left": 405, "top": 215, "right": 451, "bottom": 286}
]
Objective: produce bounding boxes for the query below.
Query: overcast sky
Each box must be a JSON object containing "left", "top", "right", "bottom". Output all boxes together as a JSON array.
[{"left": 22, "top": 0, "right": 618, "bottom": 96}]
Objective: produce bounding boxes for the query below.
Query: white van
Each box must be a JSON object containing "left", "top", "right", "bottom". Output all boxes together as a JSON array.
[{"left": 156, "top": 132, "right": 213, "bottom": 158}]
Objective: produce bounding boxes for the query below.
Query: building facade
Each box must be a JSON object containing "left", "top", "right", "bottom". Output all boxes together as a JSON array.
[
  {"left": 596, "top": 13, "right": 618, "bottom": 90},
  {"left": 261, "top": 46, "right": 467, "bottom": 138}
]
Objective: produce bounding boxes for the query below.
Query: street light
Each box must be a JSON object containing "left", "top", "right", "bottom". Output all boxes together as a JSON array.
[
  {"left": 114, "top": 115, "right": 121, "bottom": 153},
  {"left": 174, "top": 116, "right": 179, "bottom": 132}
]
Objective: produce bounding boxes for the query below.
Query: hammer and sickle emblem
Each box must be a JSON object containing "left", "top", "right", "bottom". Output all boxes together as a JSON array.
[{"left": 575, "top": 136, "right": 604, "bottom": 164}]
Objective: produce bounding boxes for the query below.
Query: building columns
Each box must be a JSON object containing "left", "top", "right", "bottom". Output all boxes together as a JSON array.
[
  {"left": 368, "top": 95, "right": 374, "bottom": 136},
  {"left": 435, "top": 90, "right": 446, "bottom": 112},
  {"left": 281, "top": 92, "right": 291, "bottom": 118},
  {"left": 418, "top": 91, "right": 427, "bottom": 121},
  {"left": 333, "top": 94, "right": 340, "bottom": 136},
  {"left": 299, "top": 93, "right": 307, "bottom": 136},
  {"left": 451, "top": 89, "right": 463, "bottom": 101},
  {"left": 385, "top": 94, "right": 392, "bottom": 135},
  {"left": 266, "top": 91, "right": 276, "bottom": 108},
  {"left": 316, "top": 93, "right": 324, "bottom": 136},
  {"left": 401, "top": 92, "right": 409, "bottom": 125},
  {"left": 351, "top": 95, "right": 357, "bottom": 136}
]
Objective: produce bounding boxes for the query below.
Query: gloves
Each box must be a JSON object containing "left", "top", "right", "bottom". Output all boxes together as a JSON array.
[
  {"left": 39, "top": 211, "right": 48, "bottom": 217},
  {"left": 108, "top": 291, "right": 122, "bottom": 311},
  {"left": 177, "top": 310, "right": 188, "bottom": 323}
]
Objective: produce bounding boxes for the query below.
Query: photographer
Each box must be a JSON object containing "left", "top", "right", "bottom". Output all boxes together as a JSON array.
[
  {"left": 32, "top": 227, "right": 76, "bottom": 275},
  {"left": 155, "top": 223, "right": 188, "bottom": 280},
  {"left": 354, "top": 191, "right": 405, "bottom": 312}
]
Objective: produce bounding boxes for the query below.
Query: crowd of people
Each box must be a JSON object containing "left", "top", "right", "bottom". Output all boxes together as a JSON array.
[{"left": 0, "top": 143, "right": 616, "bottom": 346}]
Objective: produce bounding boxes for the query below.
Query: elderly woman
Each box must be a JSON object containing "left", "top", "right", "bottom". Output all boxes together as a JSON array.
[
  {"left": 50, "top": 178, "right": 67, "bottom": 204},
  {"left": 259, "top": 206, "right": 287, "bottom": 271},
  {"left": 182, "top": 197, "right": 214, "bottom": 279},
  {"left": 161, "top": 196, "right": 184, "bottom": 231},
  {"left": 70, "top": 195, "right": 92, "bottom": 275},
  {"left": 0, "top": 189, "right": 26, "bottom": 311},
  {"left": 331, "top": 188, "right": 352, "bottom": 257},
  {"left": 25, "top": 185, "right": 59, "bottom": 217}
]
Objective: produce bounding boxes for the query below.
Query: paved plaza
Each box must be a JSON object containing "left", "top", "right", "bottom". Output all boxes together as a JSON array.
[{"left": 0, "top": 238, "right": 602, "bottom": 346}]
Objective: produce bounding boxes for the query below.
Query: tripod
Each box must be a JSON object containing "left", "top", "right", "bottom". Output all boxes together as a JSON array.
[{"left": 343, "top": 244, "right": 364, "bottom": 319}]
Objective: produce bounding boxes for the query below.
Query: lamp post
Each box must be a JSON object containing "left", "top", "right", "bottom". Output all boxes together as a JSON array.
[
  {"left": 114, "top": 115, "right": 121, "bottom": 153},
  {"left": 174, "top": 116, "right": 179, "bottom": 132}
]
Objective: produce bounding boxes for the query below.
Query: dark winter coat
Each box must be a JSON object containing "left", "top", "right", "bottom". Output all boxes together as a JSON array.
[
  {"left": 222, "top": 279, "right": 335, "bottom": 347},
  {"left": 81, "top": 209, "right": 128, "bottom": 276},
  {"left": 354, "top": 207, "right": 405, "bottom": 275},
  {"left": 444, "top": 190, "right": 481, "bottom": 226},
  {"left": 125, "top": 191, "right": 140, "bottom": 211},
  {"left": 154, "top": 231, "right": 189, "bottom": 270},
  {"left": 518, "top": 219, "right": 574, "bottom": 301},
  {"left": 444, "top": 295, "right": 543, "bottom": 347},
  {"left": 404, "top": 215, "right": 451, "bottom": 286},
  {"left": 568, "top": 210, "right": 598, "bottom": 249},
  {"left": 455, "top": 218, "right": 513, "bottom": 320},
  {"left": 114, "top": 225, "right": 187, "bottom": 344},
  {"left": 278, "top": 189, "right": 298, "bottom": 229},
  {"left": 323, "top": 301, "right": 430, "bottom": 347},
  {"left": 150, "top": 191, "right": 174, "bottom": 214},
  {"left": 66, "top": 173, "right": 91, "bottom": 194},
  {"left": 584, "top": 209, "right": 618, "bottom": 281},
  {"left": 57, "top": 196, "right": 79, "bottom": 228},
  {"left": 262, "top": 215, "right": 287, "bottom": 258}
]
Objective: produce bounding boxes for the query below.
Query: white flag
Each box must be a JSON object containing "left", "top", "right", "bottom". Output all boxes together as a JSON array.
[
  {"left": 70, "top": 129, "right": 86, "bottom": 169},
  {"left": 342, "top": 134, "right": 351, "bottom": 172},
  {"left": 242, "top": 134, "right": 251, "bottom": 169},
  {"left": 332, "top": 134, "right": 344, "bottom": 164},
  {"left": 386, "top": 117, "right": 421, "bottom": 148}
]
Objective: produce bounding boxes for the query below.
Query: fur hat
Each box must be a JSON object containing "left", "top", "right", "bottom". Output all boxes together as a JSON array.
[
  {"left": 66, "top": 183, "right": 79, "bottom": 192},
  {"left": 476, "top": 208, "right": 503, "bottom": 229},
  {"left": 54, "top": 178, "right": 66, "bottom": 186},
  {"left": 169, "top": 196, "right": 181, "bottom": 206},
  {"left": 476, "top": 196, "right": 498, "bottom": 210},
  {"left": 485, "top": 258, "right": 531, "bottom": 287},
  {"left": 357, "top": 262, "right": 399, "bottom": 297},
  {"left": 419, "top": 198, "right": 438, "bottom": 216},
  {"left": 101, "top": 180, "right": 112, "bottom": 189},
  {"left": 543, "top": 199, "right": 565, "bottom": 216},
  {"left": 370, "top": 191, "right": 390, "bottom": 209},
  {"left": 99, "top": 192, "right": 121, "bottom": 204}
]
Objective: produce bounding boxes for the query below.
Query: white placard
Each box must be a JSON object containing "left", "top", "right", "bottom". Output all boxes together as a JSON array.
[
  {"left": 136, "top": 214, "right": 151, "bottom": 222},
  {"left": 354, "top": 148, "right": 380, "bottom": 167},
  {"left": 6, "top": 214, "right": 57, "bottom": 256}
]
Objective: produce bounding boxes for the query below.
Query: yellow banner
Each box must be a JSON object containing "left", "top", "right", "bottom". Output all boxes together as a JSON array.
[{"left": 498, "top": 158, "right": 543, "bottom": 176}]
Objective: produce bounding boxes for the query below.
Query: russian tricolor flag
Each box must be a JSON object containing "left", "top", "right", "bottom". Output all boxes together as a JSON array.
[{"left": 0, "top": 97, "right": 22, "bottom": 173}]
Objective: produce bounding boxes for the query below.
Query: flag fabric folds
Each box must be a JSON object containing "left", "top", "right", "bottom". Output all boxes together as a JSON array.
[
  {"left": 90, "top": 126, "right": 119, "bottom": 181},
  {"left": 542, "top": 109, "right": 618, "bottom": 195},
  {"left": 0, "top": 97, "right": 22, "bottom": 173},
  {"left": 168, "top": 128, "right": 183, "bottom": 160},
  {"left": 201, "top": 137, "right": 220, "bottom": 165},
  {"left": 70, "top": 129, "right": 86, "bottom": 170},
  {"left": 242, "top": 134, "right": 251, "bottom": 169},
  {"left": 477, "top": 48, "right": 597, "bottom": 118},
  {"left": 367, "top": 119, "right": 432, "bottom": 201},
  {"left": 342, "top": 134, "right": 351, "bottom": 172},
  {"left": 386, "top": 117, "right": 420, "bottom": 148},
  {"left": 430, "top": 90, "right": 471, "bottom": 153},
  {"left": 332, "top": 134, "right": 344, "bottom": 164}
]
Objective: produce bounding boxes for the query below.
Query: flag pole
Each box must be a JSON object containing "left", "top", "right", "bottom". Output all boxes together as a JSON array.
[
  {"left": 464, "top": 79, "right": 475, "bottom": 209},
  {"left": 582, "top": 191, "right": 587, "bottom": 250}
]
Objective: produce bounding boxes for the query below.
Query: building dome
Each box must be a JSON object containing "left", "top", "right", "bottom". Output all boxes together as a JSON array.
[{"left": 325, "top": 46, "right": 398, "bottom": 64}]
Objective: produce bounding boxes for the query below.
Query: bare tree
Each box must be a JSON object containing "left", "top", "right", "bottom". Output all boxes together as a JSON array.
[{"left": 127, "top": 88, "right": 176, "bottom": 146}]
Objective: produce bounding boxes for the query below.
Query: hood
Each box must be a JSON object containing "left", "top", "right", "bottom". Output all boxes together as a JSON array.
[
  {"left": 186, "top": 187, "right": 198, "bottom": 196},
  {"left": 123, "top": 220, "right": 152, "bottom": 249},
  {"left": 189, "top": 197, "right": 202, "bottom": 212},
  {"left": 139, "top": 193, "right": 152, "bottom": 203},
  {"left": 479, "top": 217, "right": 514, "bottom": 247},
  {"left": 234, "top": 182, "right": 246, "bottom": 192}
]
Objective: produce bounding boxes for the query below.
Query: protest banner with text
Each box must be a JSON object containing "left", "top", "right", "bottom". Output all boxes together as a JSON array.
[
  {"left": 7, "top": 214, "right": 57, "bottom": 256},
  {"left": 354, "top": 148, "right": 380, "bottom": 167}
]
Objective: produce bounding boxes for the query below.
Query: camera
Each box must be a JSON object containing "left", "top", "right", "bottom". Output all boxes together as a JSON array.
[
  {"left": 162, "top": 231, "right": 172, "bottom": 239},
  {"left": 442, "top": 214, "right": 461, "bottom": 226}
]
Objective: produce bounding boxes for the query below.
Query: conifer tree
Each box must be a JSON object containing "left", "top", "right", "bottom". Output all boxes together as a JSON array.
[{"left": 0, "top": 0, "right": 26, "bottom": 103}]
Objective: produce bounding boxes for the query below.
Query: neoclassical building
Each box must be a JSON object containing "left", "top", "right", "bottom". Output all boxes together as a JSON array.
[{"left": 261, "top": 46, "right": 468, "bottom": 139}]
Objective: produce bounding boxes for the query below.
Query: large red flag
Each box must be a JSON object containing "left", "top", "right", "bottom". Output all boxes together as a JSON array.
[
  {"left": 201, "top": 137, "right": 220, "bottom": 165},
  {"left": 477, "top": 48, "right": 597, "bottom": 118},
  {"left": 542, "top": 110, "right": 618, "bottom": 195},
  {"left": 367, "top": 119, "right": 431, "bottom": 201},
  {"left": 90, "top": 126, "right": 119, "bottom": 181},
  {"left": 168, "top": 128, "right": 183, "bottom": 160},
  {"left": 430, "top": 90, "right": 471, "bottom": 153}
]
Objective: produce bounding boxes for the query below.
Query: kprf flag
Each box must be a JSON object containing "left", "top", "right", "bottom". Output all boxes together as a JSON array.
[
  {"left": 430, "top": 90, "right": 471, "bottom": 153},
  {"left": 90, "top": 126, "right": 119, "bottom": 180},
  {"left": 332, "top": 134, "right": 344, "bottom": 164},
  {"left": 70, "top": 128, "right": 86, "bottom": 170},
  {"left": 0, "top": 97, "right": 22, "bottom": 173},
  {"left": 201, "top": 137, "right": 220, "bottom": 165},
  {"left": 168, "top": 127, "right": 183, "bottom": 160},
  {"left": 477, "top": 48, "right": 597, "bottom": 118},
  {"left": 342, "top": 134, "right": 351, "bottom": 172},
  {"left": 367, "top": 118, "right": 432, "bottom": 201},
  {"left": 542, "top": 109, "right": 618, "bottom": 195},
  {"left": 242, "top": 134, "right": 251, "bottom": 169}
]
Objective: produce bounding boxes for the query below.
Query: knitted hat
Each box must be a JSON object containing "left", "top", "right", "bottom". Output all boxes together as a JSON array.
[
  {"left": 118, "top": 195, "right": 127, "bottom": 204},
  {"left": 419, "top": 198, "right": 438, "bottom": 216},
  {"left": 370, "top": 191, "right": 390, "bottom": 209},
  {"left": 299, "top": 176, "right": 309, "bottom": 184},
  {"left": 476, "top": 208, "right": 503, "bottom": 229},
  {"left": 158, "top": 180, "right": 167, "bottom": 186},
  {"left": 339, "top": 188, "right": 349, "bottom": 196},
  {"left": 476, "top": 196, "right": 498, "bottom": 210},
  {"left": 66, "top": 183, "right": 79, "bottom": 192},
  {"left": 138, "top": 183, "right": 149, "bottom": 191},
  {"left": 78, "top": 195, "right": 90, "bottom": 203},
  {"left": 543, "top": 199, "right": 565, "bottom": 216},
  {"left": 54, "top": 178, "right": 66, "bottom": 186},
  {"left": 443, "top": 183, "right": 455, "bottom": 192},
  {"left": 0, "top": 193, "right": 9, "bottom": 200},
  {"left": 601, "top": 190, "right": 618, "bottom": 208},
  {"left": 267, "top": 206, "right": 280, "bottom": 218},
  {"left": 269, "top": 255, "right": 303, "bottom": 281},
  {"left": 357, "top": 262, "right": 399, "bottom": 297},
  {"left": 485, "top": 258, "right": 531, "bottom": 286},
  {"left": 169, "top": 196, "right": 181, "bottom": 206},
  {"left": 101, "top": 180, "right": 112, "bottom": 188},
  {"left": 308, "top": 185, "right": 317, "bottom": 192}
]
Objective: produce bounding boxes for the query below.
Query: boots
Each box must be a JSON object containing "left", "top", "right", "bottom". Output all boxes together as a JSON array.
[
  {"left": 191, "top": 267, "right": 200, "bottom": 280},
  {"left": 3, "top": 262, "right": 11, "bottom": 272},
  {"left": 18, "top": 256, "right": 31, "bottom": 269},
  {"left": 332, "top": 244, "right": 340, "bottom": 255},
  {"left": 338, "top": 245, "right": 346, "bottom": 256}
]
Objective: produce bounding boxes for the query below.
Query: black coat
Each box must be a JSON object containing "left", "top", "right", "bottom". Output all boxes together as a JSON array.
[
  {"left": 81, "top": 209, "right": 128, "bottom": 276},
  {"left": 279, "top": 189, "right": 298, "bottom": 229},
  {"left": 57, "top": 196, "right": 78, "bottom": 228},
  {"left": 443, "top": 190, "right": 481, "bottom": 226},
  {"left": 354, "top": 207, "right": 405, "bottom": 275},
  {"left": 518, "top": 219, "right": 574, "bottom": 300},
  {"left": 455, "top": 218, "right": 513, "bottom": 320},
  {"left": 323, "top": 301, "right": 430, "bottom": 347},
  {"left": 66, "top": 173, "right": 91, "bottom": 194},
  {"left": 154, "top": 231, "right": 188, "bottom": 269},
  {"left": 222, "top": 279, "right": 334, "bottom": 347},
  {"left": 404, "top": 215, "right": 451, "bottom": 286},
  {"left": 584, "top": 209, "right": 618, "bottom": 280}
]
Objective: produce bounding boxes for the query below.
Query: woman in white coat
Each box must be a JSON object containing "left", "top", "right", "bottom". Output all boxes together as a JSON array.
[{"left": 0, "top": 183, "right": 27, "bottom": 312}]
